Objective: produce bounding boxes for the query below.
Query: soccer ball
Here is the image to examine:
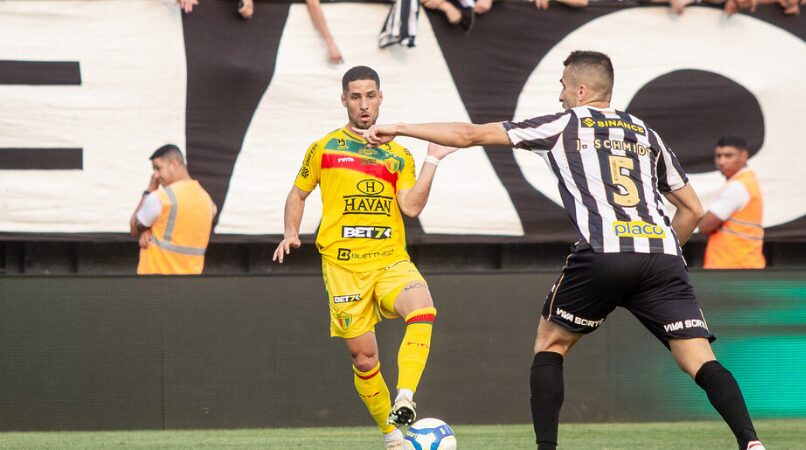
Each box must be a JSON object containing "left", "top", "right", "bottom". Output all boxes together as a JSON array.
[{"left": 403, "top": 417, "right": 457, "bottom": 450}]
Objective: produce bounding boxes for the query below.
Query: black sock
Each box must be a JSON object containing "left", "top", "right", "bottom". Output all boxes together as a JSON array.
[
  {"left": 695, "top": 360, "right": 758, "bottom": 448},
  {"left": 531, "top": 351, "right": 564, "bottom": 450}
]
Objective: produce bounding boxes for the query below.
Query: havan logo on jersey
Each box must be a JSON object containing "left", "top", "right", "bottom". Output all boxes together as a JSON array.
[
  {"left": 613, "top": 220, "right": 666, "bottom": 239},
  {"left": 342, "top": 226, "right": 392, "bottom": 239},
  {"left": 356, "top": 179, "right": 384, "bottom": 195},
  {"left": 581, "top": 117, "right": 646, "bottom": 135},
  {"left": 343, "top": 195, "right": 393, "bottom": 216}
]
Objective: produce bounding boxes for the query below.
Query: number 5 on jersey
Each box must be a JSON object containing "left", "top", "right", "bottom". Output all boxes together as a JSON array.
[{"left": 608, "top": 155, "right": 639, "bottom": 207}]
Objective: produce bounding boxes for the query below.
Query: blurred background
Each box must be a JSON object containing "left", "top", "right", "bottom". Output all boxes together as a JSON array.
[{"left": 0, "top": 0, "right": 803, "bottom": 432}]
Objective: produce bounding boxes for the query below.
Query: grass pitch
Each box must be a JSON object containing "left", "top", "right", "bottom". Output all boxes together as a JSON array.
[{"left": 0, "top": 419, "right": 803, "bottom": 449}]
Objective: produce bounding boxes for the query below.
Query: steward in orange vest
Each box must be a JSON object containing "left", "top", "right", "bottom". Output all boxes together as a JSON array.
[
  {"left": 129, "top": 144, "right": 216, "bottom": 274},
  {"left": 700, "top": 137, "right": 765, "bottom": 269}
]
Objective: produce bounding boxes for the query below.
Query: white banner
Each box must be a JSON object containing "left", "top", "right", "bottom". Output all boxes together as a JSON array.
[{"left": 1, "top": 1, "right": 803, "bottom": 240}]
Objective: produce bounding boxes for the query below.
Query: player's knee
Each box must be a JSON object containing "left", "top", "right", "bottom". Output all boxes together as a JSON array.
[
  {"left": 534, "top": 321, "right": 579, "bottom": 356},
  {"left": 352, "top": 353, "right": 379, "bottom": 372},
  {"left": 670, "top": 338, "right": 717, "bottom": 378}
]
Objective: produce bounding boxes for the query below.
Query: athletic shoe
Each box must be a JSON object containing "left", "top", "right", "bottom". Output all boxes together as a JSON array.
[
  {"left": 746, "top": 441, "right": 765, "bottom": 450},
  {"left": 384, "top": 428, "right": 405, "bottom": 449},
  {"left": 387, "top": 398, "right": 416, "bottom": 426}
]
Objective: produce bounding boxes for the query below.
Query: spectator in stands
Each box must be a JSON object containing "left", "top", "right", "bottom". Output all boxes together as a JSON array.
[
  {"left": 175, "top": 0, "right": 254, "bottom": 19},
  {"left": 307, "top": 0, "right": 344, "bottom": 64},
  {"left": 130, "top": 145, "right": 217, "bottom": 275},
  {"left": 700, "top": 137, "right": 766, "bottom": 269},
  {"left": 175, "top": 0, "right": 342, "bottom": 62},
  {"left": 420, "top": 0, "right": 475, "bottom": 31},
  {"left": 752, "top": 0, "right": 803, "bottom": 15},
  {"left": 473, "top": 0, "right": 589, "bottom": 14},
  {"left": 474, "top": 0, "right": 493, "bottom": 14},
  {"left": 667, "top": 0, "right": 802, "bottom": 15},
  {"left": 238, "top": 0, "right": 254, "bottom": 19},
  {"left": 666, "top": 0, "right": 729, "bottom": 15},
  {"left": 176, "top": 0, "right": 198, "bottom": 14},
  {"left": 532, "top": 0, "right": 589, "bottom": 10}
]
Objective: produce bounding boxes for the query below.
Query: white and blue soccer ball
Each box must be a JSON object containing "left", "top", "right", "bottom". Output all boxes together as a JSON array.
[{"left": 403, "top": 417, "right": 457, "bottom": 450}]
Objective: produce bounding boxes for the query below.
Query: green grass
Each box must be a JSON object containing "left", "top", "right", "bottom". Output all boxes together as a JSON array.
[{"left": 0, "top": 419, "right": 803, "bottom": 449}]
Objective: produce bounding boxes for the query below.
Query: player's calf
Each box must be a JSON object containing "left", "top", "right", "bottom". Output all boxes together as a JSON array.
[{"left": 694, "top": 360, "right": 760, "bottom": 450}]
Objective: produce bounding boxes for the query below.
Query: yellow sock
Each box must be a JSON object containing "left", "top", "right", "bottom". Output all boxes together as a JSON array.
[
  {"left": 354, "top": 363, "right": 396, "bottom": 434},
  {"left": 397, "top": 307, "right": 436, "bottom": 392}
]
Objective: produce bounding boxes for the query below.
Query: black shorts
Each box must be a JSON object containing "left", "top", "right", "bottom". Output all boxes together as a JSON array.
[{"left": 542, "top": 243, "right": 715, "bottom": 347}]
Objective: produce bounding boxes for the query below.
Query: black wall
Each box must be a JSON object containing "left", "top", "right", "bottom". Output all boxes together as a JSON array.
[{"left": 1, "top": 271, "right": 803, "bottom": 431}]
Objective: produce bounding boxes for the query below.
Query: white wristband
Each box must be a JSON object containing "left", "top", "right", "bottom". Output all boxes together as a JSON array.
[{"left": 424, "top": 155, "right": 441, "bottom": 166}]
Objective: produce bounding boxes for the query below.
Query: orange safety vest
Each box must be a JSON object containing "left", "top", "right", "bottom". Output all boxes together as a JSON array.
[
  {"left": 137, "top": 180, "right": 215, "bottom": 275},
  {"left": 704, "top": 169, "right": 765, "bottom": 269}
]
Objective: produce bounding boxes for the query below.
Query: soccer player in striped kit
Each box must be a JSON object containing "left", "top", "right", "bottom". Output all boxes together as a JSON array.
[
  {"left": 274, "top": 66, "right": 455, "bottom": 450},
  {"left": 363, "top": 51, "right": 765, "bottom": 450}
]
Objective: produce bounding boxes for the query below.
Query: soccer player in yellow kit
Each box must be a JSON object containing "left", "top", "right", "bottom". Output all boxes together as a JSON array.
[{"left": 273, "top": 66, "right": 455, "bottom": 450}]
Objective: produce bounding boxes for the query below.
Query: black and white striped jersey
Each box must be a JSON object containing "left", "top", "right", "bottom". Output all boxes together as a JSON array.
[{"left": 502, "top": 106, "right": 688, "bottom": 256}]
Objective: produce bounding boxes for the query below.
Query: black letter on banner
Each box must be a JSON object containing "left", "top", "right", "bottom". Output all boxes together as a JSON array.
[
  {"left": 182, "top": 2, "right": 290, "bottom": 228},
  {"left": 0, "top": 60, "right": 83, "bottom": 170}
]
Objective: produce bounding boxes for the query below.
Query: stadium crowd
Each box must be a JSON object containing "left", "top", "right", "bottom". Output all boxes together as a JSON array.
[{"left": 175, "top": 0, "right": 802, "bottom": 62}]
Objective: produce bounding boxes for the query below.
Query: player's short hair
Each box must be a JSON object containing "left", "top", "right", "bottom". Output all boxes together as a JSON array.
[
  {"left": 563, "top": 50, "right": 614, "bottom": 96},
  {"left": 150, "top": 144, "right": 185, "bottom": 165},
  {"left": 716, "top": 136, "right": 748, "bottom": 151},
  {"left": 342, "top": 66, "right": 380, "bottom": 92}
]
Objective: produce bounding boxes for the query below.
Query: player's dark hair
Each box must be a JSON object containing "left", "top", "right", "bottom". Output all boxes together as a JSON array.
[
  {"left": 342, "top": 66, "right": 380, "bottom": 92},
  {"left": 716, "top": 136, "right": 748, "bottom": 151},
  {"left": 150, "top": 144, "right": 185, "bottom": 165},
  {"left": 563, "top": 50, "right": 614, "bottom": 93}
]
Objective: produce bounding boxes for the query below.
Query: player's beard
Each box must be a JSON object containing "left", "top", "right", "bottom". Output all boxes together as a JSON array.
[{"left": 349, "top": 112, "right": 376, "bottom": 132}]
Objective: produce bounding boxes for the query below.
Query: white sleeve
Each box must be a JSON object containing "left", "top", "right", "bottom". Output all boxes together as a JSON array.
[
  {"left": 708, "top": 181, "right": 750, "bottom": 221},
  {"left": 136, "top": 193, "right": 163, "bottom": 227},
  {"left": 502, "top": 112, "right": 570, "bottom": 153}
]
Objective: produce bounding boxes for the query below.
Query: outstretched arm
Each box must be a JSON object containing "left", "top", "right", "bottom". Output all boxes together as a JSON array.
[
  {"left": 663, "top": 183, "right": 705, "bottom": 246},
  {"left": 306, "top": 0, "right": 343, "bottom": 64},
  {"left": 397, "top": 143, "right": 458, "bottom": 217},
  {"left": 364, "top": 122, "right": 510, "bottom": 148},
  {"left": 272, "top": 186, "right": 312, "bottom": 263}
]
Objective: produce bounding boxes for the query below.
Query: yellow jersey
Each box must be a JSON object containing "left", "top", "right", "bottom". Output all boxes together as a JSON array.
[{"left": 294, "top": 127, "right": 416, "bottom": 272}]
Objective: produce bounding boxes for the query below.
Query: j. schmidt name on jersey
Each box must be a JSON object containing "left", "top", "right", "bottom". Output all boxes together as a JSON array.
[
  {"left": 343, "top": 195, "right": 393, "bottom": 216},
  {"left": 342, "top": 226, "right": 392, "bottom": 239},
  {"left": 593, "top": 138, "right": 650, "bottom": 156}
]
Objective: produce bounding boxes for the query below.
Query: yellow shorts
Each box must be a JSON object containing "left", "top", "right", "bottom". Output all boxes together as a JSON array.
[{"left": 322, "top": 258, "right": 426, "bottom": 339}]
